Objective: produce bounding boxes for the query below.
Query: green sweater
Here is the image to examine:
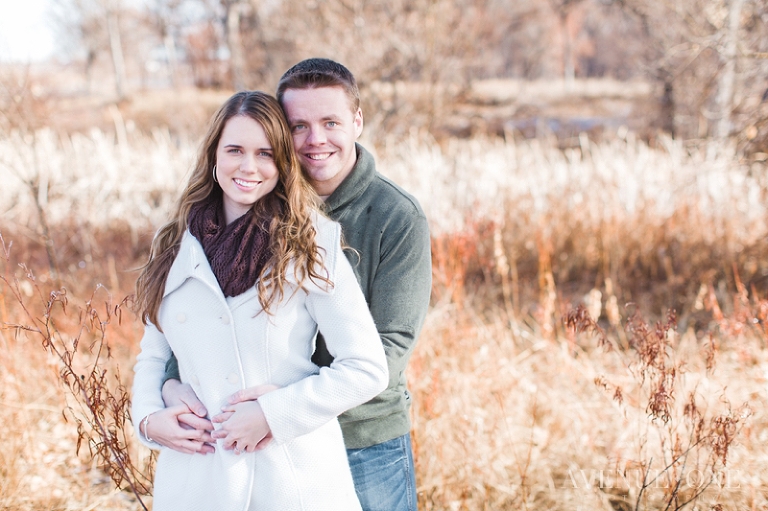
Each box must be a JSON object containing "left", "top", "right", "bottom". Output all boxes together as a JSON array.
[
  {"left": 164, "top": 144, "right": 432, "bottom": 449},
  {"left": 316, "top": 144, "right": 432, "bottom": 448}
]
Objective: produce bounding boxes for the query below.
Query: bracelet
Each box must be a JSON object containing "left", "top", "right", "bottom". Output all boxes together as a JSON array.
[{"left": 141, "top": 412, "right": 156, "bottom": 443}]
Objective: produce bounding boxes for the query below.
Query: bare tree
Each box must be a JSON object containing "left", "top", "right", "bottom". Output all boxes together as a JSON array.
[
  {"left": 714, "top": 0, "right": 744, "bottom": 139},
  {"left": 221, "top": 0, "right": 248, "bottom": 90},
  {"left": 146, "top": 0, "right": 187, "bottom": 87},
  {"left": 548, "top": 0, "right": 587, "bottom": 87},
  {"left": 106, "top": 2, "right": 128, "bottom": 98},
  {"left": 52, "top": 0, "right": 133, "bottom": 98}
]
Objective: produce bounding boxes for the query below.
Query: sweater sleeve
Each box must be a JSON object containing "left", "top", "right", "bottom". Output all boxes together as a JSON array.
[
  {"left": 131, "top": 322, "right": 173, "bottom": 450},
  {"left": 369, "top": 209, "right": 432, "bottom": 394},
  {"left": 256, "top": 225, "right": 388, "bottom": 444},
  {"left": 163, "top": 352, "right": 181, "bottom": 383}
]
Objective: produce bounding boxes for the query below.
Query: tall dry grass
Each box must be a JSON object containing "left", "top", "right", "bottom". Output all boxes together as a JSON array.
[{"left": 1, "top": 128, "right": 767, "bottom": 510}]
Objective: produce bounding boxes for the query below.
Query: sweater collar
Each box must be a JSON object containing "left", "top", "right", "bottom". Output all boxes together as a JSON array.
[{"left": 323, "top": 143, "right": 375, "bottom": 214}]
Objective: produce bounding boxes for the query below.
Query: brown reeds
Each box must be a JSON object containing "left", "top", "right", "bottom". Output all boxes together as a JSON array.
[
  {"left": 0, "top": 229, "right": 153, "bottom": 510},
  {"left": 0, "top": 131, "right": 766, "bottom": 510},
  {"left": 566, "top": 302, "right": 752, "bottom": 510}
]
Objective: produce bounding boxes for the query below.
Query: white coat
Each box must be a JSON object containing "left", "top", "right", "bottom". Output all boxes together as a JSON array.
[{"left": 131, "top": 215, "right": 388, "bottom": 511}]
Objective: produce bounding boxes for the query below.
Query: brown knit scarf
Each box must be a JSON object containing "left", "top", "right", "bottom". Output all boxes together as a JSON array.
[{"left": 188, "top": 198, "right": 272, "bottom": 297}]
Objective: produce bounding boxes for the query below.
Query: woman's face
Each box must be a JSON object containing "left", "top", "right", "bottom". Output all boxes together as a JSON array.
[{"left": 215, "top": 115, "right": 280, "bottom": 224}]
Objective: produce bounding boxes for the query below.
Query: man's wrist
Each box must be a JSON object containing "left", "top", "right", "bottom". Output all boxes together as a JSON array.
[{"left": 162, "top": 377, "right": 181, "bottom": 389}]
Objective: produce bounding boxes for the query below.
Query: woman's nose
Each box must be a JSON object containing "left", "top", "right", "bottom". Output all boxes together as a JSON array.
[{"left": 239, "top": 154, "right": 256, "bottom": 172}]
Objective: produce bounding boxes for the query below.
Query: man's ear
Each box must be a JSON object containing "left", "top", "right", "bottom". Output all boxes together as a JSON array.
[{"left": 354, "top": 108, "right": 364, "bottom": 138}]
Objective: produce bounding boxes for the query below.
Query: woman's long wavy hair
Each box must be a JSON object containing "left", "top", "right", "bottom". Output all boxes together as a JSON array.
[{"left": 135, "top": 91, "right": 329, "bottom": 328}]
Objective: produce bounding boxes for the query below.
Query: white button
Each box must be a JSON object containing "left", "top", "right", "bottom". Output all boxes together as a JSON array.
[
  {"left": 222, "top": 316, "right": 231, "bottom": 325},
  {"left": 227, "top": 373, "right": 239, "bottom": 385},
  {"left": 177, "top": 313, "right": 186, "bottom": 323},
  {"left": 190, "top": 375, "right": 200, "bottom": 386}
]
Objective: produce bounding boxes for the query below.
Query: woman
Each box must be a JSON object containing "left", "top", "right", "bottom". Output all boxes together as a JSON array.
[{"left": 131, "top": 91, "right": 387, "bottom": 511}]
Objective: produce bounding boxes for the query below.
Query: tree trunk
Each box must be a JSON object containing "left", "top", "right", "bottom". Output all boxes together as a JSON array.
[
  {"left": 164, "top": 34, "right": 179, "bottom": 88},
  {"left": 714, "top": 0, "right": 744, "bottom": 139},
  {"left": 660, "top": 78, "right": 675, "bottom": 137},
  {"left": 226, "top": 0, "right": 247, "bottom": 91},
  {"left": 561, "top": 12, "right": 574, "bottom": 90},
  {"left": 107, "top": 10, "right": 127, "bottom": 99}
]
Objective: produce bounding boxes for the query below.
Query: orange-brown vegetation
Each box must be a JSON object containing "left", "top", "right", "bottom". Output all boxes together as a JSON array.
[
  {"left": 2, "top": 0, "right": 767, "bottom": 506},
  {"left": 1, "top": 123, "right": 767, "bottom": 509}
]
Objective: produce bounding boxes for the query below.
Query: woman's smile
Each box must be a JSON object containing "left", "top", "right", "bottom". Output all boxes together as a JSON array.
[{"left": 216, "top": 115, "right": 279, "bottom": 224}]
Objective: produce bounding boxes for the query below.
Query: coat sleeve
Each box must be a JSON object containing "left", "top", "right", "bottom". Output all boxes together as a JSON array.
[
  {"left": 256, "top": 222, "right": 388, "bottom": 444},
  {"left": 131, "top": 321, "right": 172, "bottom": 450}
]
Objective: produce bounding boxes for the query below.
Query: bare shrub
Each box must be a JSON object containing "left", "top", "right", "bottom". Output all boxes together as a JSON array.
[
  {"left": 0, "top": 231, "right": 153, "bottom": 509},
  {"left": 566, "top": 303, "right": 752, "bottom": 510}
]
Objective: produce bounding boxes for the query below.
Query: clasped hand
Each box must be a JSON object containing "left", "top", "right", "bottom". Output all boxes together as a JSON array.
[
  {"left": 212, "top": 384, "right": 278, "bottom": 453},
  {"left": 159, "top": 380, "right": 278, "bottom": 455}
]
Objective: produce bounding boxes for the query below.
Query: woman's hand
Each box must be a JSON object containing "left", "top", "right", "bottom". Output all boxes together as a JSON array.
[
  {"left": 211, "top": 400, "right": 272, "bottom": 453},
  {"left": 211, "top": 384, "right": 279, "bottom": 453},
  {"left": 143, "top": 404, "right": 215, "bottom": 454}
]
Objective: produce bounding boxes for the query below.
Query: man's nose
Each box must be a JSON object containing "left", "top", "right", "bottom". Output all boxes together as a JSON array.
[{"left": 306, "top": 126, "right": 327, "bottom": 145}]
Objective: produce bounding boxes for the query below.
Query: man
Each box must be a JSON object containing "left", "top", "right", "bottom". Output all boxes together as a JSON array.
[{"left": 160, "top": 59, "right": 431, "bottom": 511}]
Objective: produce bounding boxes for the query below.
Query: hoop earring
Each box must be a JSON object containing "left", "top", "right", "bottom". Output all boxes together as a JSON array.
[{"left": 212, "top": 165, "right": 219, "bottom": 183}]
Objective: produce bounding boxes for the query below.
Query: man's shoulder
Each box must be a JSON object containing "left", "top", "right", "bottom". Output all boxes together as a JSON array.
[{"left": 361, "top": 172, "right": 426, "bottom": 220}]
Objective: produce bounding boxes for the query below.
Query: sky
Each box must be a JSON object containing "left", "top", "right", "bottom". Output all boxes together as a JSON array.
[{"left": 0, "top": 0, "right": 56, "bottom": 62}]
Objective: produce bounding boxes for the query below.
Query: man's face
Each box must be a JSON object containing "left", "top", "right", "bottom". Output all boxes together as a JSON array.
[{"left": 281, "top": 86, "right": 363, "bottom": 197}]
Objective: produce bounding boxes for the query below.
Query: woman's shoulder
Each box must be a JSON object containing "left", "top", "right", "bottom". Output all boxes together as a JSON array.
[
  {"left": 310, "top": 210, "right": 342, "bottom": 252},
  {"left": 306, "top": 209, "right": 343, "bottom": 291}
]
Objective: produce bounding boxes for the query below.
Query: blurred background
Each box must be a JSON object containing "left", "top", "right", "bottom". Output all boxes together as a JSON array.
[
  {"left": 2, "top": 1, "right": 768, "bottom": 510},
  {"left": 1, "top": 0, "right": 767, "bottom": 147}
]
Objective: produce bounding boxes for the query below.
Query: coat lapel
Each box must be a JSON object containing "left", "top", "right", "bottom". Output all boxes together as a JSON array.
[{"left": 164, "top": 230, "right": 224, "bottom": 300}]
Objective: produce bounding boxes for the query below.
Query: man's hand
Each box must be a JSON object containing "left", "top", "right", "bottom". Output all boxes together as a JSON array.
[
  {"left": 161, "top": 379, "right": 213, "bottom": 453},
  {"left": 142, "top": 405, "right": 215, "bottom": 454}
]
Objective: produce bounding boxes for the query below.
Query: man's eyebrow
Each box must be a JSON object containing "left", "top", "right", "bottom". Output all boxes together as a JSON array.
[
  {"left": 223, "top": 143, "right": 272, "bottom": 151},
  {"left": 289, "top": 114, "right": 342, "bottom": 124}
]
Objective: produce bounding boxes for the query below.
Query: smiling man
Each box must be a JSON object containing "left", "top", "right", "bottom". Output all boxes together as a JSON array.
[
  {"left": 275, "top": 59, "right": 432, "bottom": 511},
  {"left": 160, "top": 59, "right": 432, "bottom": 511},
  {"left": 280, "top": 84, "right": 362, "bottom": 197}
]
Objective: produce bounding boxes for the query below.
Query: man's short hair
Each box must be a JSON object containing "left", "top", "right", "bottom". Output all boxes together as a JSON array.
[{"left": 277, "top": 58, "right": 360, "bottom": 113}]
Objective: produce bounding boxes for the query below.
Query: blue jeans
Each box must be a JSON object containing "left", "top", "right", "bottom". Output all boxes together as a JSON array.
[{"left": 347, "top": 433, "right": 418, "bottom": 511}]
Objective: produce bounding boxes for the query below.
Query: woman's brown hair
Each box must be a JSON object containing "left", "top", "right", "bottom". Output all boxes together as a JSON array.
[{"left": 135, "top": 91, "right": 329, "bottom": 328}]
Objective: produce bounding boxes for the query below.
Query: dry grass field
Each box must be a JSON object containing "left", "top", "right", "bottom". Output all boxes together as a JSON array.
[{"left": 1, "top": 126, "right": 768, "bottom": 510}]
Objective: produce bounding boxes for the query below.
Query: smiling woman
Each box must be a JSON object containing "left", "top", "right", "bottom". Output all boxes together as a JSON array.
[
  {"left": 215, "top": 115, "right": 280, "bottom": 224},
  {"left": 130, "top": 90, "right": 387, "bottom": 511},
  {"left": 0, "top": 0, "right": 55, "bottom": 62}
]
